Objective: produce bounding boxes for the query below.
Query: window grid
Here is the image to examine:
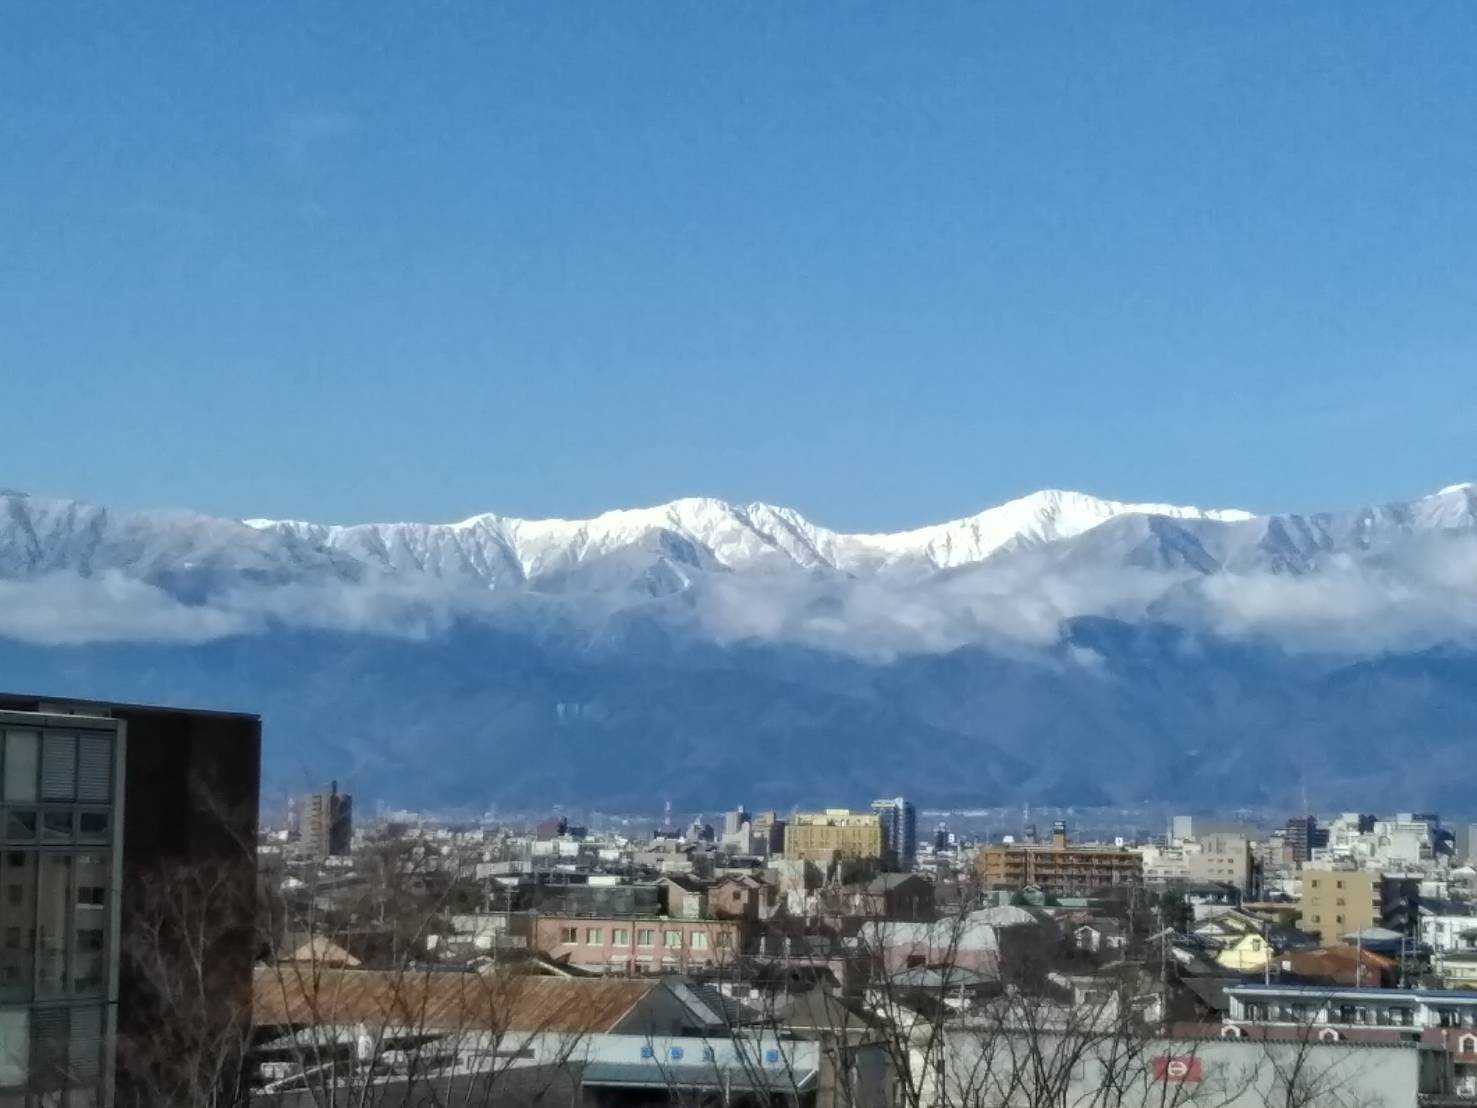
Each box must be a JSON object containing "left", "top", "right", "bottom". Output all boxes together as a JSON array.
[{"left": 0, "top": 723, "right": 117, "bottom": 1103}]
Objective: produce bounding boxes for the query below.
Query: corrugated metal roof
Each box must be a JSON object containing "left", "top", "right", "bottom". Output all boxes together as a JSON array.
[{"left": 253, "top": 965, "right": 658, "bottom": 1034}]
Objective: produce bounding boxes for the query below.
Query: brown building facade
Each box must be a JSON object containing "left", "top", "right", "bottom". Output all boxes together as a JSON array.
[
  {"left": 533, "top": 914, "right": 744, "bottom": 974},
  {"left": 976, "top": 831, "right": 1143, "bottom": 896}
]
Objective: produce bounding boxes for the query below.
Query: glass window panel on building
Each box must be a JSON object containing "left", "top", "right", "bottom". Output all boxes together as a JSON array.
[
  {"left": 39, "top": 736, "right": 76, "bottom": 804},
  {"left": 71, "top": 855, "right": 108, "bottom": 996},
  {"left": 35, "top": 856, "right": 72, "bottom": 999},
  {"left": 0, "top": 854, "right": 35, "bottom": 1004},
  {"left": 0, "top": 718, "right": 118, "bottom": 1105},
  {"left": 3, "top": 734, "right": 38, "bottom": 804},
  {"left": 0, "top": 1010, "right": 30, "bottom": 1087}
]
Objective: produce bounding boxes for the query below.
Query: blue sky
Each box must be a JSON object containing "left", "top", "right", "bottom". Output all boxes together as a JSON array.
[{"left": 3, "top": 4, "right": 1476, "bottom": 530}]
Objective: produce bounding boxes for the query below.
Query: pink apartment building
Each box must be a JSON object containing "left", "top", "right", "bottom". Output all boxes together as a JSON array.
[{"left": 533, "top": 914, "right": 747, "bottom": 974}]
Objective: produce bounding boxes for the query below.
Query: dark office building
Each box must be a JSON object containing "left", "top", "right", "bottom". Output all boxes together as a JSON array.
[
  {"left": 0, "top": 693, "right": 260, "bottom": 1107},
  {"left": 871, "top": 796, "right": 919, "bottom": 872},
  {"left": 1284, "top": 815, "right": 1328, "bottom": 865}
]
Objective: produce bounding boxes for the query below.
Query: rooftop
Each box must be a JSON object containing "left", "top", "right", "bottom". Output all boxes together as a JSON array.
[
  {"left": 0, "top": 690, "right": 260, "bottom": 721},
  {"left": 1229, "top": 983, "right": 1477, "bottom": 1002},
  {"left": 253, "top": 966, "right": 661, "bottom": 1033}
]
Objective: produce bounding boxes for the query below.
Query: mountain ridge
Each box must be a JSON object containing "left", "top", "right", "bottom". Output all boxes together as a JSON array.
[
  {"left": 3, "top": 482, "right": 1477, "bottom": 808},
  {"left": 14, "top": 483, "right": 1475, "bottom": 597}
]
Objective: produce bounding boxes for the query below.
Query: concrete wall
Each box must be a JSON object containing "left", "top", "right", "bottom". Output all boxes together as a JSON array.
[{"left": 942, "top": 1030, "right": 1421, "bottom": 1107}]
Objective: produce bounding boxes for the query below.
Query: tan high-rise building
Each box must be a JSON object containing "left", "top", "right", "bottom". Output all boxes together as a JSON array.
[
  {"left": 783, "top": 809, "right": 884, "bottom": 866},
  {"left": 299, "top": 781, "right": 353, "bottom": 859},
  {"left": 1299, "top": 869, "right": 1379, "bottom": 944}
]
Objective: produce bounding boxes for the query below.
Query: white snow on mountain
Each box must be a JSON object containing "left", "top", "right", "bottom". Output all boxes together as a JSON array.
[
  {"left": 237, "top": 488, "right": 1255, "bottom": 586},
  {"left": 2, "top": 482, "right": 1476, "bottom": 654}
]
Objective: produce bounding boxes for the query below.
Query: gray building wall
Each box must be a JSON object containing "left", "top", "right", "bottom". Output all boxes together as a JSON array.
[{"left": 942, "top": 1030, "right": 1422, "bottom": 1107}]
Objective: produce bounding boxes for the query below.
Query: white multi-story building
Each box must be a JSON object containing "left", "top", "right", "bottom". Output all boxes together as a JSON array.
[{"left": 1422, "top": 910, "right": 1477, "bottom": 955}]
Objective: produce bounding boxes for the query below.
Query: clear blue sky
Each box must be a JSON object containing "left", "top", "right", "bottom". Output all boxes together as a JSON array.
[{"left": 4, "top": 4, "right": 1476, "bottom": 530}]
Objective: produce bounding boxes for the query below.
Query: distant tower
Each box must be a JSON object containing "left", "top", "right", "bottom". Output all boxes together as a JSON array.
[
  {"left": 298, "top": 780, "right": 353, "bottom": 859},
  {"left": 663, "top": 798, "right": 672, "bottom": 829},
  {"left": 871, "top": 797, "right": 918, "bottom": 871}
]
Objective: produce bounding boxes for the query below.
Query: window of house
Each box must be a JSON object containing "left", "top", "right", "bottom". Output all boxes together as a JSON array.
[
  {"left": 585, "top": 928, "right": 602, "bottom": 945},
  {"left": 690, "top": 932, "right": 708, "bottom": 950},
  {"left": 663, "top": 930, "right": 682, "bottom": 948},
  {"left": 560, "top": 927, "right": 578, "bottom": 944},
  {"left": 612, "top": 928, "right": 629, "bottom": 945},
  {"left": 637, "top": 929, "right": 654, "bottom": 947}
]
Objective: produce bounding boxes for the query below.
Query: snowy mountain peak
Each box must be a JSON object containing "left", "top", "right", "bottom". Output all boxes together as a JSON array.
[
  {"left": 229, "top": 487, "right": 1255, "bottom": 583},
  {"left": 11, "top": 481, "right": 1477, "bottom": 607}
]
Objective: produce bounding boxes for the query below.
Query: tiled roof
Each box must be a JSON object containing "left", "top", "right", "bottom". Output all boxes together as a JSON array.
[{"left": 253, "top": 965, "right": 658, "bottom": 1034}]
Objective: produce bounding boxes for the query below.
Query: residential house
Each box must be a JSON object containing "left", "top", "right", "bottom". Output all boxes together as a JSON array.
[
  {"left": 1282, "top": 945, "right": 1397, "bottom": 988},
  {"left": 826, "top": 874, "right": 935, "bottom": 921},
  {"left": 1071, "top": 919, "right": 1127, "bottom": 955},
  {"left": 709, "top": 873, "right": 778, "bottom": 921},
  {"left": 659, "top": 874, "right": 709, "bottom": 920},
  {"left": 1193, "top": 910, "right": 1315, "bottom": 974}
]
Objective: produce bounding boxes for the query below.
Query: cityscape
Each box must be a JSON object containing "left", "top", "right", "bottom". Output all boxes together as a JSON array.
[{"left": 3, "top": 691, "right": 1477, "bottom": 1103}]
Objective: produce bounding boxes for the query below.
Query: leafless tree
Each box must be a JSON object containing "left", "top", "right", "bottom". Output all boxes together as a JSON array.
[
  {"left": 253, "top": 826, "right": 591, "bottom": 1107},
  {"left": 114, "top": 857, "right": 259, "bottom": 1106}
]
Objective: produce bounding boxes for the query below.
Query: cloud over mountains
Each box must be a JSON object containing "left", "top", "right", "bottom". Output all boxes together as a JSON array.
[
  {"left": 4, "top": 483, "right": 1477, "bottom": 809},
  {"left": 3, "top": 483, "right": 1477, "bottom": 658}
]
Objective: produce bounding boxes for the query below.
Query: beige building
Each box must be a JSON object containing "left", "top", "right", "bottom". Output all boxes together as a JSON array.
[
  {"left": 976, "top": 824, "right": 1143, "bottom": 896},
  {"left": 1187, "top": 834, "right": 1253, "bottom": 890},
  {"left": 298, "top": 781, "right": 353, "bottom": 859},
  {"left": 1299, "top": 868, "right": 1378, "bottom": 943},
  {"left": 783, "top": 809, "right": 885, "bottom": 867}
]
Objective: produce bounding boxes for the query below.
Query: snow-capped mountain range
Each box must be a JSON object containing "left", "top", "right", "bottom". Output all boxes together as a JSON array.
[
  {"left": 3, "top": 482, "right": 1474, "bottom": 598},
  {"left": 3, "top": 481, "right": 1477, "bottom": 810}
]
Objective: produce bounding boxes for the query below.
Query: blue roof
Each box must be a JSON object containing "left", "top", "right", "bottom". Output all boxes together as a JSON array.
[{"left": 1229, "top": 983, "right": 1477, "bottom": 1001}]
